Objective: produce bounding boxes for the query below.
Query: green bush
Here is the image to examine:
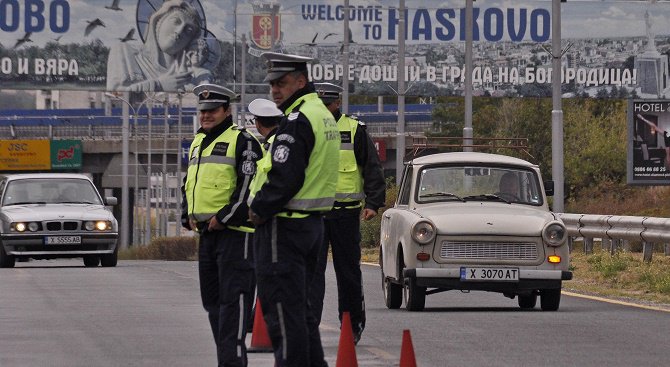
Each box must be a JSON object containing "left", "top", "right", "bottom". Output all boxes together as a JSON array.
[
  {"left": 120, "top": 236, "right": 198, "bottom": 261},
  {"left": 586, "top": 250, "right": 631, "bottom": 278},
  {"left": 360, "top": 178, "right": 398, "bottom": 249}
]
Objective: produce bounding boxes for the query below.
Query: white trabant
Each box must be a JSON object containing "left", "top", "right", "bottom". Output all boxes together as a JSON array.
[
  {"left": 380, "top": 152, "right": 572, "bottom": 311},
  {"left": 0, "top": 173, "right": 118, "bottom": 268}
]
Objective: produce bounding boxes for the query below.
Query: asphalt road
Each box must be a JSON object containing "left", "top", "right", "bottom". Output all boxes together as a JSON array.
[{"left": 0, "top": 259, "right": 668, "bottom": 366}]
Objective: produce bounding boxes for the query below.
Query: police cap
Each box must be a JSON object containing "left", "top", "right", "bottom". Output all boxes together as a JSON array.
[
  {"left": 248, "top": 98, "right": 283, "bottom": 118},
  {"left": 261, "top": 52, "right": 313, "bottom": 82},
  {"left": 193, "top": 83, "right": 237, "bottom": 111},
  {"left": 314, "top": 82, "right": 343, "bottom": 104}
]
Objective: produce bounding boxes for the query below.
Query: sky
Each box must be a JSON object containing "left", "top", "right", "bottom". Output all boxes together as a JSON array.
[{"left": 1, "top": 0, "right": 669, "bottom": 48}]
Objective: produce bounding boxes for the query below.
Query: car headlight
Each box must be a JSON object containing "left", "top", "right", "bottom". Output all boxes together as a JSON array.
[
  {"left": 28, "top": 222, "right": 40, "bottom": 232},
  {"left": 411, "top": 220, "right": 436, "bottom": 244},
  {"left": 12, "top": 222, "right": 27, "bottom": 232},
  {"left": 543, "top": 221, "right": 567, "bottom": 247},
  {"left": 85, "top": 221, "right": 112, "bottom": 231}
]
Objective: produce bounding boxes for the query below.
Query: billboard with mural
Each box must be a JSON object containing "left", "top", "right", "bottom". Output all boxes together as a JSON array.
[
  {"left": 1, "top": 0, "right": 669, "bottom": 98},
  {"left": 628, "top": 99, "right": 670, "bottom": 185}
]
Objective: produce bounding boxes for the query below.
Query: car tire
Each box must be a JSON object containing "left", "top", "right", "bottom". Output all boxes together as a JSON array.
[
  {"left": 540, "top": 289, "right": 561, "bottom": 311},
  {"left": 0, "top": 245, "right": 16, "bottom": 268},
  {"left": 518, "top": 294, "right": 537, "bottom": 309},
  {"left": 404, "top": 277, "right": 426, "bottom": 312},
  {"left": 100, "top": 247, "right": 118, "bottom": 267},
  {"left": 83, "top": 255, "right": 100, "bottom": 267},
  {"left": 380, "top": 247, "right": 402, "bottom": 309}
]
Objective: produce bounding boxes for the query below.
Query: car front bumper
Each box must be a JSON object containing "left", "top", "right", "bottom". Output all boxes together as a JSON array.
[
  {"left": 404, "top": 268, "right": 573, "bottom": 291},
  {"left": 1, "top": 233, "right": 118, "bottom": 256}
]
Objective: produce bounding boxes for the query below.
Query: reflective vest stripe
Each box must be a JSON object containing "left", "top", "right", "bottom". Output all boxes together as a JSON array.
[{"left": 189, "top": 155, "right": 236, "bottom": 166}]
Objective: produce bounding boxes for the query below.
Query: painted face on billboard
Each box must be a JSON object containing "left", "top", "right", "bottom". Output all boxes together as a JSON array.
[{"left": 156, "top": 8, "right": 200, "bottom": 55}]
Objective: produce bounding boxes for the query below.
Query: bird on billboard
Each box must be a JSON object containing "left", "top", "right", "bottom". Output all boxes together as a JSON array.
[
  {"left": 13, "top": 32, "right": 33, "bottom": 49},
  {"left": 85, "top": 18, "right": 106, "bottom": 37},
  {"left": 105, "top": 0, "right": 123, "bottom": 11},
  {"left": 119, "top": 29, "right": 136, "bottom": 42},
  {"left": 323, "top": 32, "right": 337, "bottom": 40},
  {"left": 53, "top": 35, "right": 63, "bottom": 43},
  {"left": 304, "top": 33, "right": 319, "bottom": 46}
]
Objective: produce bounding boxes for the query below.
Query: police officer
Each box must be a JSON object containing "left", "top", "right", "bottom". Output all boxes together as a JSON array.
[
  {"left": 247, "top": 53, "right": 340, "bottom": 367},
  {"left": 311, "top": 82, "right": 386, "bottom": 345},
  {"left": 248, "top": 98, "right": 282, "bottom": 147},
  {"left": 181, "top": 83, "right": 262, "bottom": 367}
]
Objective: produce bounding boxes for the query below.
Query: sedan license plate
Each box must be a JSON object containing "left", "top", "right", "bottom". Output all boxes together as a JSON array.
[
  {"left": 461, "top": 267, "right": 519, "bottom": 282},
  {"left": 45, "top": 236, "right": 81, "bottom": 245}
]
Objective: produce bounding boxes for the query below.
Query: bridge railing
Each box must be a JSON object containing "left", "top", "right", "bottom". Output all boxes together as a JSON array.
[{"left": 558, "top": 213, "right": 670, "bottom": 262}]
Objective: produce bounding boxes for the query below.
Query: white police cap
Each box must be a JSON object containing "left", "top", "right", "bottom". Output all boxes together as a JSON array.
[
  {"left": 248, "top": 98, "right": 283, "bottom": 118},
  {"left": 314, "top": 82, "right": 343, "bottom": 103},
  {"left": 193, "top": 83, "right": 237, "bottom": 111},
  {"left": 261, "top": 52, "right": 313, "bottom": 82}
]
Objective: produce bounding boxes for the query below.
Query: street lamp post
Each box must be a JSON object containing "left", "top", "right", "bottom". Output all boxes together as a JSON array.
[{"left": 104, "top": 92, "right": 131, "bottom": 250}]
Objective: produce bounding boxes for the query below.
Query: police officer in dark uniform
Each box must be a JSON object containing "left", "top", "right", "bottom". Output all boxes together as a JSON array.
[
  {"left": 310, "top": 82, "right": 386, "bottom": 345},
  {"left": 181, "top": 83, "right": 262, "bottom": 367},
  {"left": 247, "top": 53, "right": 340, "bottom": 367}
]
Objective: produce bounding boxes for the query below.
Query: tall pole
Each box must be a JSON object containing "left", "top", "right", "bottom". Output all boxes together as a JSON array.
[
  {"left": 395, "top": 0, "right": 406, "bottom": 185},
  {"left": 120, "top": 92, "right": 130, "bottom": 250},
  {"left": 145, "top": 101, "right": 153, "bottom": 245},
  {"left": 241, "top": 34, "right": 248, "bottom": 117},
  {"left": 162, "top": 97, "right": 169, "bottom": 237},
  {"left": 342, "top": 0, "right": 350, "bottom": 114},
  {"left": 463, "top": 0, "right": 474, "bottom": 152},
  {"left": 175, "top": 93, "right": 183, "bottom": 237},
  {"left": 133, "top": 109, "right": 139, "bottom": 246},
  {"left": 551, "top": 0, "right": 565, "bottom": 212}
]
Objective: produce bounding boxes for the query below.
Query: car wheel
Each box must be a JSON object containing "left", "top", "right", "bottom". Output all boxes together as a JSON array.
[
  {"left": 0, "top": 245, "right": 16, "bottom": 268},
  {"left": 518, "top": 294, "right": 537, "bottom": 309},
  {"left": 380, "top": 246, "right": 402, "bottom": 309},
  {"left": 540, "top": 289, "right": 561, "bottom": 311},
  {"left": 83, "top": 255, "right": 100, "bottom": 267},
  {"left": 101, "top": 247, "right": 118, "bottom": 267},
  {"left": 404, "top": 276, "right": 426, "bottom": 312}
]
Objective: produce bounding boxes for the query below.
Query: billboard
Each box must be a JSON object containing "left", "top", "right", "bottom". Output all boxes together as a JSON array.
[
  {"left": 0, "top": 139, "right": 82, "bottom": 171},
  {"left": 1, "top": 1, "right": 669, "bottom": 97},
  {"left": 628, "top": 99, "right": 670, "bottom": 185}
]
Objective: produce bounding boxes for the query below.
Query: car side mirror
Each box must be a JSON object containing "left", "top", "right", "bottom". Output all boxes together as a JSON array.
[
  {"left": 544, "top": 180, "right": 554, "bottom": 196},
  {"left": 105, "top": 197, "right": 118, "bottom": 206}
]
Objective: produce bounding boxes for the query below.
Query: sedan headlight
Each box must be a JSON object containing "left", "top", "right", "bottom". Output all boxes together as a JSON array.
[
  {"left": 543, "top": 221, "right": 567, "bottom": 247},
  {"left": 411, "top": 220, "right": 436, "bottom": 244},
  {"left": 10, "top": 222, "right": 40, "bottom": 232},
  {"left": 85, "top": 221, "right": 112, "bottom": 231}
]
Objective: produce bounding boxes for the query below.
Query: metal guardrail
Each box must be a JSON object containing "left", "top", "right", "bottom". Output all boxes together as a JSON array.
[{"left": 558, "top": 213, "right": 670, "bottom": 262}]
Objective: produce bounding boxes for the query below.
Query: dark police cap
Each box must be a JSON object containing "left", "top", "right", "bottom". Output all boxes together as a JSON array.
[
  {"left": 193, "top": 83, "right": 237, "bottom": 111},
  {"left": 261, "top": 52, "right": 313, "bottom": 82},
  {"left": 314, "top": 82, "right": 343, "bottom": 103}
]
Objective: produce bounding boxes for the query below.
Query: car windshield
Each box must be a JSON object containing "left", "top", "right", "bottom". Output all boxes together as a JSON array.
[
  {"left": 416, "top": 166, "right": 543, "bottom": 205},
  {"left": 2, "top": 178, "right": 103, "bottom": 206}
]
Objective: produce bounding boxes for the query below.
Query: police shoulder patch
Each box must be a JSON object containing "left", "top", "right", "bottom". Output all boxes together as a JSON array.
[
  {"left": 288, "top": 112, "right": 300, "bottom": 121},
  {"left": 273, "top": 145, "right": 290, "bottom": 163},
  {"left": 276, "top": 134, "right": 296, "bottom": 143}
]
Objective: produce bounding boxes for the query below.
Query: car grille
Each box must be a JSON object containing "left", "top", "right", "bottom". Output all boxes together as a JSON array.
[
  {"left": 440, "top": 241, "right": 538, "bottom": 260},
  {"left": 45, "top": 221, "right": 80, "bottom": 231}
]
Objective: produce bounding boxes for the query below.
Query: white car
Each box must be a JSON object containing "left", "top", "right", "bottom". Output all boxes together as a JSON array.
[
  {"left": 380, "top": 152, "right": 571, "bottom": 311},
  {"left": 0, "top": 173, "right": 118, "bottom": 268}
]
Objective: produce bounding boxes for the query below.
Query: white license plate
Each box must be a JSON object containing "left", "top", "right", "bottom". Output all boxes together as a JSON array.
[
  {"left": 45, "top": 236, "right": 82, "bottom": 245},
  {"left": 460, "top": 267, "right": 519, "bottom": 282}
]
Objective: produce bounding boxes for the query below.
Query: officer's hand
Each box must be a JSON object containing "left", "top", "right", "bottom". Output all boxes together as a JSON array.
[
  {"left": 189, "top": 219, "right": 198, "bottom": 231},
  {"left": 208, "top": 216, "right": 225, "bottom": 231},
  {"left": 361, "top": 208, "right": 377, "bottom": 221},
  {"left": 248, "top": 208, "right": 266, "bottom": 226}
]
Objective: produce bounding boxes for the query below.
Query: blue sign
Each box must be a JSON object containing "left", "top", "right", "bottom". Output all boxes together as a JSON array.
[{"left": 181, "top": 139, "right": 191, "bottom": 167}]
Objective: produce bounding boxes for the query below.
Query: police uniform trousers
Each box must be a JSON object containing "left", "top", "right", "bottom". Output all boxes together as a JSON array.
[
  {"left": 198, "top": 227, "right": 255, "bottom": 367},
  {"left": 311, "top": 207, "right": 366, "bottom": 335},
  {"left": 253, "top": 214, "right": 328, "bottom": 367}
]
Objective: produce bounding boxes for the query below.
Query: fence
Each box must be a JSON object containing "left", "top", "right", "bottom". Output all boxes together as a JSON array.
[{"left": 558, "top": 213, "right": 670, "bottom": 262}]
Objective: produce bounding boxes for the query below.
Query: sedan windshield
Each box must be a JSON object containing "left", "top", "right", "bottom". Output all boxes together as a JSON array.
[
  {"left": 2, "top": 178, "right": 103, "bottom": 206},
  {"left": 417, "top": 166, "right": 543, "bottom": 205}
]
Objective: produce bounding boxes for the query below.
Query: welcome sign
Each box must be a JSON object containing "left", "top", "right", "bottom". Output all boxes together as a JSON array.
[{"left": 0, "top": 0, "right": 668, "bottom": 98}]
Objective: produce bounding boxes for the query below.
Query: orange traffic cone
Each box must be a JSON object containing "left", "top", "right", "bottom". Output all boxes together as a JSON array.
[
  {"left": 399, "top": 329, "right": 417, "bottom": 367},
  {"left": 248, "top": 298, "right": 273, "bottom": 353},
  {"left": 336, "top": 312, "right": 358, "bottom": 367}
]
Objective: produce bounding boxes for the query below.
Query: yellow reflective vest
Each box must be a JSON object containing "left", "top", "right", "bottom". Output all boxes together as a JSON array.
[{"left": 335, "top": 114, "right": 365, "bottom": 205}]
